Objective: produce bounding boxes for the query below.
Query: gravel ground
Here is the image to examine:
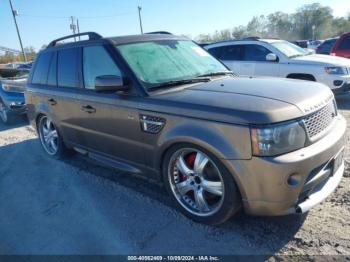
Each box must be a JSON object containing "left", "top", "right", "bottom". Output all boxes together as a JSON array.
[{"left": 0, "top": 96, "right": 350, "bottom": 257}]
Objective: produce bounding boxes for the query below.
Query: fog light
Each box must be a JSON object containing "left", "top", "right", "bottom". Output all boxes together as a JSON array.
[
  {"left": 287, "top": 173, "right": 301, "bottom": 186},
  {"left": 334, "top": 80, "right": 343, "bottom": 87}
]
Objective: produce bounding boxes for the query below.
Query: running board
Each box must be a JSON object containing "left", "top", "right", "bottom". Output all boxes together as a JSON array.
[{"left": 89, "top": 152, "right": 142, "bottom": 174}]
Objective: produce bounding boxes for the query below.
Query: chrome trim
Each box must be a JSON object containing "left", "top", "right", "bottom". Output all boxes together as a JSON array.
[{"left": 296, "top": 150, "right": 344, "bottom": 214}]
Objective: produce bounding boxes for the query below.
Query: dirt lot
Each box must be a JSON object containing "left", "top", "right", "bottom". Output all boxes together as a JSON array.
[{"left": 0, "top": 96, "right": 350, "bottom": 257}]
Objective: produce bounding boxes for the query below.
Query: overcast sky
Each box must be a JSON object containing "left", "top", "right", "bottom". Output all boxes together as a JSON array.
[{"left": 1, "top": 0, "right": 349, "bottom": 51}]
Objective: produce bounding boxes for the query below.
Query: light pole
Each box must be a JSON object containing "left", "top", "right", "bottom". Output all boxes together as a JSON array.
[
  {"left": 8, "top": 0, "right": 27, "bottom": 62},
  {"left": 138, "top": 6, "right": 143, "bottom": 34},
  {"left": 312, "top": 25, "right": 316, "bottom": 40}
]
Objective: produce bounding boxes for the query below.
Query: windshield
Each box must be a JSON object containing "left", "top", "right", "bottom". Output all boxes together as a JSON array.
[
  {"left": 271, "top": 41, "right": 309, "bottom": 58},
  {"left": 116, "top": 40, "right": 228, "bottom": 88}
]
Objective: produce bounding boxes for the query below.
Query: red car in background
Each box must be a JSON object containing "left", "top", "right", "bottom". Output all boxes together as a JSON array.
[{"left": 331, "top": 32, "right": 350, "bottom": 58}]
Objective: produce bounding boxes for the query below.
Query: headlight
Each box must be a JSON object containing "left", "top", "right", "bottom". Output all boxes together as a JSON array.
[
  {"left": 324, "top": 67, "right": 348, "bottom": 75},
  {"left": 251, "top": 121, "right": 306, "bottom": 156}
]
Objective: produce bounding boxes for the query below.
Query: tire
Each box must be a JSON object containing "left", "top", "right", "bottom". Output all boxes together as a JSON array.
[
  {"left": 37, "top": 115, "right": 73, "bottom": 159},
  {"left": 0, "top": 101, "right": 15, "bottom": 125},
  {"left": 162, "top": 143, "right": 241, "bottom": 225}
]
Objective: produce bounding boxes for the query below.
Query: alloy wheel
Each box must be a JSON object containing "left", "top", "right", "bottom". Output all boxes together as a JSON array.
[
  {"left": 38, "top": 116, "right": 59, "bottom": 155},
  {"left": 168, "top": 148, "right": 225, "bottom": 217}
]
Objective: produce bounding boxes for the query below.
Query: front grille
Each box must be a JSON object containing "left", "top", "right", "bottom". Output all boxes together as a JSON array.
[{"left": 303, "top": 101, "right": 336, "bottom": 139}]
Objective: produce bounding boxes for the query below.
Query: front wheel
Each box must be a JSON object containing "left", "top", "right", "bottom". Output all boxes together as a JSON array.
[
  {"left": 0, "top": 101, "right": 14, "bottom": 124},
  {"left": 162, "top": 144, "right": 241, "bottom": 225}
]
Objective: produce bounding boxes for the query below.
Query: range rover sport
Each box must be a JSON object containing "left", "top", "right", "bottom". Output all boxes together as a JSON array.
[{"left": 25, "top": 32, "right": 346, "bottom": 225}]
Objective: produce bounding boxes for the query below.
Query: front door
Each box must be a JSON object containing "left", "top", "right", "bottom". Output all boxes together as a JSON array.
[
  {"left": 241, "top": 44, "right": 280, "bottom": 77},
  {"left": 75, "top": 45, "right": 144, "bottom": 166}
]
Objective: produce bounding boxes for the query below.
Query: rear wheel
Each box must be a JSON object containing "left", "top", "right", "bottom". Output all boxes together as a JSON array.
[
  {"left": 37, "top": 115, "right": 72, "bottom": 158},
  {"left": 162, "top": 144, "right": 241, "bottom": 225}
]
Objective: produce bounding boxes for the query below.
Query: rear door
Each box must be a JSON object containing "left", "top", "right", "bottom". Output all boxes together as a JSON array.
[
  {"left": 75, "top": 45, "right": 144, "bottom": 166},
  {"left": 28, "top": 49, "right": 82, "bottom": 145},
  {"left": 333, "top": 35, "right": 350, "bottom": 58},
  {"left": 241, "top": 44, "right": 280, "bottom": 77},
  {"left": 52, "top": 47, "right": 84, "bottom": 144}
]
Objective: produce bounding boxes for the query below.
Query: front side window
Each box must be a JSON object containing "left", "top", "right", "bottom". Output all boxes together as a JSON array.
[
  {"left": 243, "top": 44, "right": 271, "bottom": 62},
  {"left": 83, "top": 46, "right": 122, "bottom": 89},
  {"left": 116, "top": 40, "right": 227, "bottom": 87},
  {"left": 339, "top": 36, "right": 350, "bottom": 50},
  {"left": 57, "top": 48, "right": 79, "bottom": 88},
  {"left": 32, "top": 52, "right": 52, "bottom": 85}
]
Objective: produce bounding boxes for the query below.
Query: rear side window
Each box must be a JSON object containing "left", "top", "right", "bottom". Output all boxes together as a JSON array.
[
  {"left": 207, "top": 47, "right": 222, "bottom": 59},
  {"left": 83, "top": 46, "right": 122, "bottom": 89},
  {"left": 243, "top": 44, "right": 271, "bottom": 62},
  {"left": 338, "top": 36, "right": 350, "bottom": 50},
  {"left": 57, "top": 48, "right": 79, "bottom": 88},
  {"left": 47, "top": 52, "right": 57, "bottom": 86},
  {"left": 31, "top": 52, "right": 52, "bottom": 85},
  {"left": 221, "top": 45, "right": 243, "bottom": 61}
]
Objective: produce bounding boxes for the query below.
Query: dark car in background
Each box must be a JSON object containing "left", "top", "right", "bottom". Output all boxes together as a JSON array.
[
  {"left": 0, "top": 68, "right": 28, "bottom": 124},
  {"left": 316, "top": 38, "right": 338, "bottom": 55},
  {"left": 331, "top": 32, "right": 350, "bottom": 59}
]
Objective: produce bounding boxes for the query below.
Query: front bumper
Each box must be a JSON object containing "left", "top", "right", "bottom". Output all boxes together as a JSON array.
[
  {"left": 224, "top": 114, "right": 346, "bottom": 216},
  {"left": 0, "top": 90, "right": 26, "bottom": 114},
  {"left": 318, "top": 74, "right": 350, "bottom": 95},
  {"left": 332, "top": 82, "right": 350, "bottom": 95}
]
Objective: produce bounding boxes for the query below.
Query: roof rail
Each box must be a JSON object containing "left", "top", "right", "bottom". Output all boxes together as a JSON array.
[
  {"left": 241, "top": 36, "right": 261, "bottom": 41},
  {"left": 47, "top": 32, "right": 102, "bottom": 47},
  {"left": 145, "top": 31, "right": 172, "bottom": 35}
]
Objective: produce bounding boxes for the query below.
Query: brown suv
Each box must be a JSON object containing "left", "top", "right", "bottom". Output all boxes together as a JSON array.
[{"left": 25, "top": 32, "right": 346, "bottom": 224}]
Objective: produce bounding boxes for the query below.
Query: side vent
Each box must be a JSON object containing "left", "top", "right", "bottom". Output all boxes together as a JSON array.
[{"left": 140, "top": 115, "right": 166, "bottom": 134}]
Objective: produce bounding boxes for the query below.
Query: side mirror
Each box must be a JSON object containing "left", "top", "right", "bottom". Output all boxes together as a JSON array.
[
  {"left": 266, "top": 53, "right": 278, "bottom": 62},
  {"left": 94, "top": 75, "right": 129, "bottom": 92}
]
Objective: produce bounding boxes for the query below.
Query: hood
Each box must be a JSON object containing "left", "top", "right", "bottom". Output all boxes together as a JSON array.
[
  {"left": 141, "top": 77, "right": 333, "bottom": 125},
  {"left": 291, "top": 54, "right": 350, "bottom": 67}
]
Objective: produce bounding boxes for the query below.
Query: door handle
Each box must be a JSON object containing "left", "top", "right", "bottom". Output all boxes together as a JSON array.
[
  {"left": 81, "top": 105, "right": 96, "bottom": 114},
  {"left": 48, "top": 98, "right": 57, "bottom": 105}
]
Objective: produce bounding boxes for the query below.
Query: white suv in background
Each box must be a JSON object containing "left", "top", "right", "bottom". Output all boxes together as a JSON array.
[{"left": 205, "top": 38, "right": 350, "bottom": 95}]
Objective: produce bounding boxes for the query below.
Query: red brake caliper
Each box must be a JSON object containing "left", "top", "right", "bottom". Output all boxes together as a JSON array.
[{"left": 180, "top": 152, "right": 196, "bottom": 181}]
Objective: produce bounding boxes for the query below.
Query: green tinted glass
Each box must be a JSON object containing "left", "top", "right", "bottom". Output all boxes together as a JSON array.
[{"left": 116, "top": 40, "right": 227, "bottom": 86}]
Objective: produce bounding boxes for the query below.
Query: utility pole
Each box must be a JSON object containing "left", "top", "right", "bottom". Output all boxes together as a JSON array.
[
  {"left": 77, "top": 19, "right": 81, "bottom": 40},
  {"left": 70, "top": 16, "right": 77, "bottom": 41},
  {"left": 138, "top": 6, "right": 143, "bottom": 34},
  {"left": 8, "top": 0, "right": 27, "bottom": 62}
]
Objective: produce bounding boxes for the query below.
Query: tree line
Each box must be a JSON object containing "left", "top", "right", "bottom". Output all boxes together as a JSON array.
[
  {"left": 0, "top": 47, "right": 36, "bottom": 64},
  {"left": 196, "top": 3, "right": 350, "bottom": 43}
]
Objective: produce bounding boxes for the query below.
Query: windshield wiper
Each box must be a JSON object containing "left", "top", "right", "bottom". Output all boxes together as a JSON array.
[
  {"left": 289, "top": 54, "right": 305, "bottom": 58},
  {"left": 148, "top": 77, "right": 211, "bottom": 91},
  {"left": 197, "top": 71, "right": 234, "bottom": 77}
]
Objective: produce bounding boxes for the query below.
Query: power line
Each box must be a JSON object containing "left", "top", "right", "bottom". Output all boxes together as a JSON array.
[{"left": 18, "top": 11, "right": 135, "bottom": 20}]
